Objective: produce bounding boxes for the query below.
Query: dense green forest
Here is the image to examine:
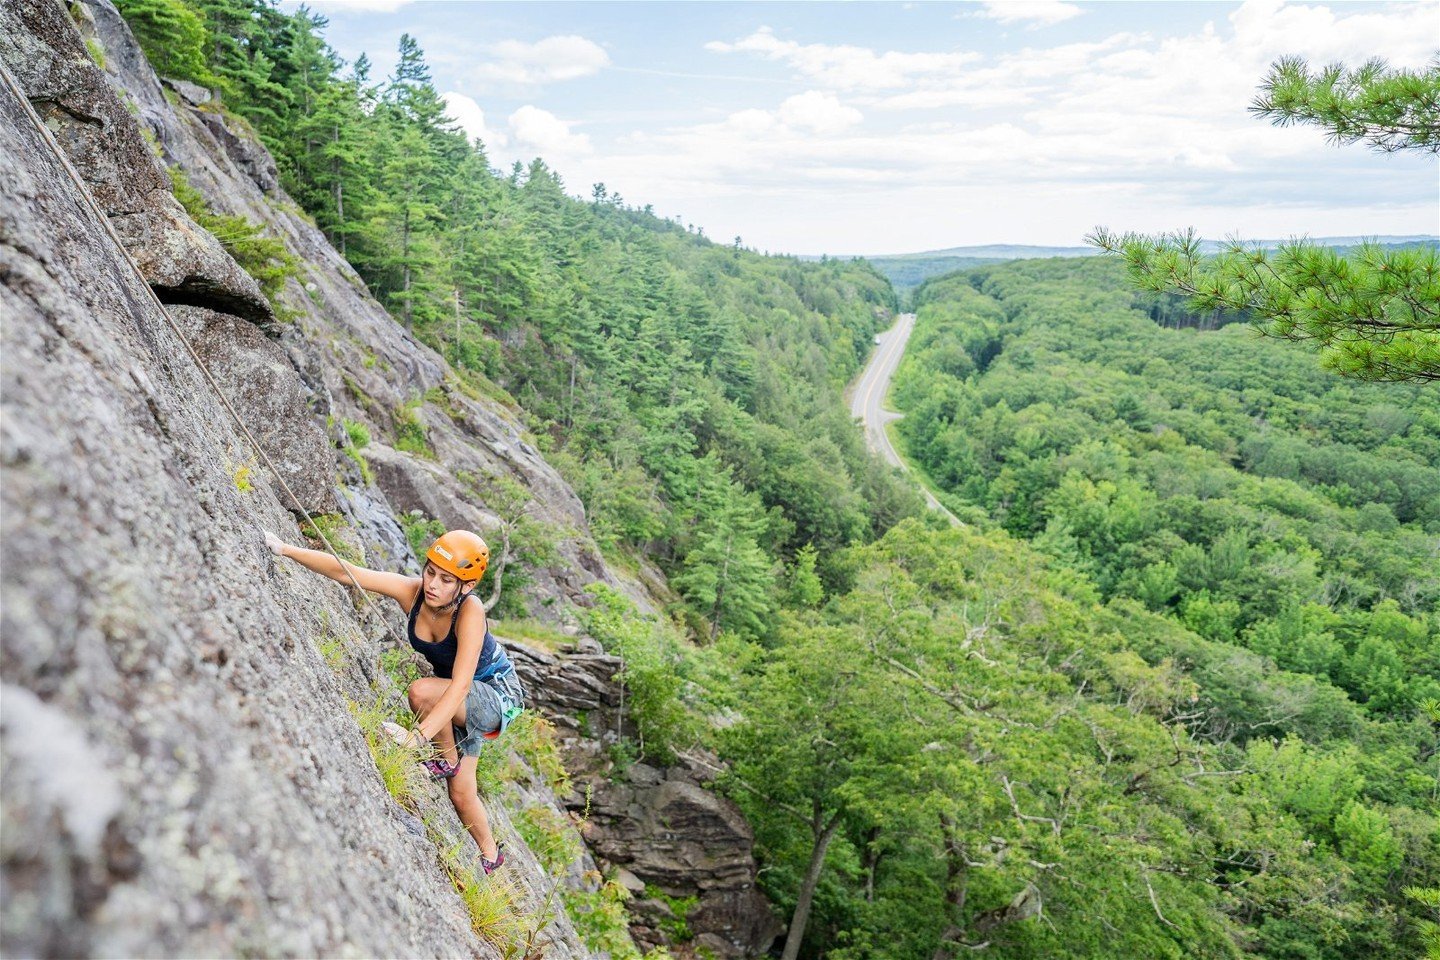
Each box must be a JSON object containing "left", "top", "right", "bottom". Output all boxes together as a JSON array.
[
  {"left": 114, "top": 2, "right": 1438, "bottom": 957},
  {"left": 896, "top": 259, "right": 1438, "bottom": 709},
  {"left": 880, "top": 257, "right": 1439, "bottom": 957},
  {"left": 115, "top": 0, "right": 920, "bottom": 637}
]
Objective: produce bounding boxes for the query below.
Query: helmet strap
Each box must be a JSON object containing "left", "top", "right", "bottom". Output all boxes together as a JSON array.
[
  {"left": 437, "top": 583, "right": 461, "bottom": 611},
  {"left": 438, "top": 580, "right": 474, "bottom": 612}
]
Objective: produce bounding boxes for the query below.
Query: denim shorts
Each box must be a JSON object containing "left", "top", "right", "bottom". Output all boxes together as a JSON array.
[{"left": 455, "top": 668, "right": 525, "bottom": 757}]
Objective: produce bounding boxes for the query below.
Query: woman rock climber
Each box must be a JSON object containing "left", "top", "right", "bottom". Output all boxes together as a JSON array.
[{"left": 263, "top": 528, "right": 524, "bottom": 875}]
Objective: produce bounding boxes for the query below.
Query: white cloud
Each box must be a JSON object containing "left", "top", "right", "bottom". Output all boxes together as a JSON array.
[
  {"left": 582, "top": 0, "right": 1436, "bottom": 253},
  {"left": 863, "top": 33, "right": 1142, "bottom": 111},
  {"left": 706, "top": 27, "right": 981, "bottom": 90},
  {"left": 441, "top": 91, "right": 508, "bottom": 149},
  {"left": 509, "top": 106, "right": 593, "bottom": 157},
  {"left": 1228, "top": 0, "right": 1437, "bottom": 66},
  {"left": 304, "top": 0, "right": 413, "bottom": 11},
  {"left": 473, "top": 35, "right": 610, "bottom": 85},
  {"left": 975, "top": 1, "right": 1084, "bottom": 28},
  {"left": 777, "top": 91, "right": 864, "bottom": 134}
]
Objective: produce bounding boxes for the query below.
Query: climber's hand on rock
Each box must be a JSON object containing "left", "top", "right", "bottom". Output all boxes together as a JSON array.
[
  {"left": 382, "top": 720, "right": 426, "bottom": 750},
  {"left": 263, "top": 530, "right": 288, "bottom": 557}
]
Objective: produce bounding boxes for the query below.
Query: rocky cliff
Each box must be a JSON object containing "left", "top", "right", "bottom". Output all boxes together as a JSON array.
[
  {"left": 1, "top": 1, "right": 775, "bottom": 956},
  {"left": 514, "top": 643, "right": 783, "bottom": 958}
]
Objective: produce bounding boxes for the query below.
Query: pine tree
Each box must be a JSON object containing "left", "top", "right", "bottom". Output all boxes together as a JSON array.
[
  {"left": 267, "top": 9, "right": 339, "bottom": 208},
  {"left": 1093, "top": 57, "right": 1440, "bottom": 383},
  {"left": 372, "top": 124, "right": 446, "bottom": 329},
  {"left": 113, "top": 0, "right": 211, "bottom": 83},
  {"left": 674, "top": 468, "right": 775, "bottom": 640},
  {"left": 387, "top": 33, "right": 452, "bottom": 134},
  {"left": 188, "top": 0, "right": 292, "bottom": 128}
]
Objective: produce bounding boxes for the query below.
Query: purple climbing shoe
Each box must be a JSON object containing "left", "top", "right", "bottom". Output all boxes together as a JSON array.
[
  {"left": 480, "top": 844, "right": 506, "bottom": 876},
  {"left": 422, "top": 757, "right": 459, "bottom": 780}
]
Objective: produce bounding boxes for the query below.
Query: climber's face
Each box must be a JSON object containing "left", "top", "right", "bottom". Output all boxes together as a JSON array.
[{"left": 422, "top": 561, "right": 469, "bottom": 609}]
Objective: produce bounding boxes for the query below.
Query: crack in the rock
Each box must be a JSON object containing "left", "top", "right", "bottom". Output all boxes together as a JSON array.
[
  {"left": 151, "top": 283, "right": 271, "bottom": 325},
  {"left": 32, "top": 97, "right": 107, "bottom": 131}
]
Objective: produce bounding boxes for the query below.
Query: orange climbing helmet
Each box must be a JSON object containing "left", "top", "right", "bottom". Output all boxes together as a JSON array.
[{"left": 426, "top": 530, "right": 489, "bottom": 581}]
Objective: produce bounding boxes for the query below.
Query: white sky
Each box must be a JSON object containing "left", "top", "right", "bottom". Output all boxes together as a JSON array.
[{"left": 296, "top": 1, "right": 1440, "bottom": 256}]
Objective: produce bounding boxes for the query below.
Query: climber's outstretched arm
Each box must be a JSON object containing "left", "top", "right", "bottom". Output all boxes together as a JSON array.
[{"left": 264, "top": 530, "right": 416, "bottom": 606}]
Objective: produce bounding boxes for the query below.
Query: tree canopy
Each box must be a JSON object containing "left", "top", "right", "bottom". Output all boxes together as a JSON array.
[
  {"left": 880, "top": 256, "right": 1438, "bottom": 958},
  {"left": 1251, "top": 56, "right": 1440, "bottom": 155}
]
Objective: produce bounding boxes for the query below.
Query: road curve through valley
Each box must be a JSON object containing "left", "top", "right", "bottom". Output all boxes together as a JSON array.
[{"left": 849, "top": 313, "right": 962, "bottom": 525}]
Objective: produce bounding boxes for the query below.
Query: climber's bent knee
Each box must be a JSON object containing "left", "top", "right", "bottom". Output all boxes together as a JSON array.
[{"left": 407, "top": 677, "right": 445, "bottom": 714}]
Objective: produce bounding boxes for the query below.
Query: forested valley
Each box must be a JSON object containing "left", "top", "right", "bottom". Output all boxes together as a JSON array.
[
  {"left": 110, "top": 2, "right": 1438, "bottom": 958},
  {"left": 886, "top": 259, "right": 1438, "bottom": 958}
]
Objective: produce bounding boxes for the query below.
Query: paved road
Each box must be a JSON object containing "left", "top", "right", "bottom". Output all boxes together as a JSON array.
[{"left": 849, "top": 313, "right": 961, "bottom": 524}]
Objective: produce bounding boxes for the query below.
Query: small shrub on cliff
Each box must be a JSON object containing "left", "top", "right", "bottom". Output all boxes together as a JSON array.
[
  {"left": 84, "top": 37, "right": 107, "bottom": 70},
  {"left": 347, "top": 697, "right": 424, "bottom": 809},
  {"left": 514, "top": 805, "right": 581, "bottom": 876},
  {"left": 651, "top": 890, "right": 698, "bottom": 944},
  {"left": 339, "top": 420, "right": 373, "bottom": 484},
  {"left": 393, "top": 399, "right": 433, "bottom": 458},
  {"left": 507, "top": 712, "right": 570, "bottom": 795},
  {"left": 317, "top": 632, "right": 345, "bottom": 670},
  {"left": 563, "top": 875, "right": 675, "bottom": 960},
  {"left": 400, "top": 511, "right": 447, "bottom": 563},
  {"left": 342, "top": 443, "right": 374, "bottom": 485},
  {"left": 343, "top": 419, "right": 371, "bottom": 449},
  {"left": 423, "top": 385, "right": 459, "bottom": 420},
  {"left": 439, "top": 842, "right": 529, "bottom": 954},
  {"left": 167, "top": 166, "right": 298, "bottom": 316},
  {"left": 231, "top": 461, "right": 253, "bottom": 493},
  {"left": 565, "top": 875, "right": 641, "bottom": 958},
  {"left": 378, "top": 648, "right": 423, "bottom": 698},
  {"left": 341, "top": 374, "right": 381, "bottom": 416},
  {"left": 583, "top": 585, "right": 698, "bottom": 765}
]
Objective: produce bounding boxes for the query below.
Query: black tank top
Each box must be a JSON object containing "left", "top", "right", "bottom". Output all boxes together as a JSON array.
[{"left": 406, "top": 590, "right": 498, "bottom": 680}]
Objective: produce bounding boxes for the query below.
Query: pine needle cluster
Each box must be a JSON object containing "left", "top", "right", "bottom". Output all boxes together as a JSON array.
[
  {"left": 1094, "top": 56, "right": 1440, "bottom": 383},
  {"left": 1089, "top": 229, "right": 1440, "bottom": 383},
  {"left": 1252, "top": 55, "right": 1440, "bottom": 155}
]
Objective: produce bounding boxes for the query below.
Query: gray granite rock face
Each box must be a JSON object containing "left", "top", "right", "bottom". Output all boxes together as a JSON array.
[
  {"left": 3, "top": 1, "right": 779, "bottom": 955},
  {"left": 170, "top": 303, "right": 337, "bottom": 515},
  {"left": 0, "top": 0, "right": 270, "bottom": 323},
  {"left": 0, "top": 64, "right": 491, "bottom": 956}
]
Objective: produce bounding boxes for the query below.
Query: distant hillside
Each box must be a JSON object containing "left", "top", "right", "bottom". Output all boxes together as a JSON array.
[
  {"left": 880, "top": 243, "right": 1096, "bottom": 260},
  {"left": 860, "top": 235, "right": 1438, "bottom": 297},
  {"left": 858, "top": 246, "right": 1093, "bottom": 296}
]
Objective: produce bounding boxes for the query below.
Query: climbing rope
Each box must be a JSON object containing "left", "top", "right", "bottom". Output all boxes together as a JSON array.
[{"left": 0, "top": 61, "right": 414, "bottom": 658}]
